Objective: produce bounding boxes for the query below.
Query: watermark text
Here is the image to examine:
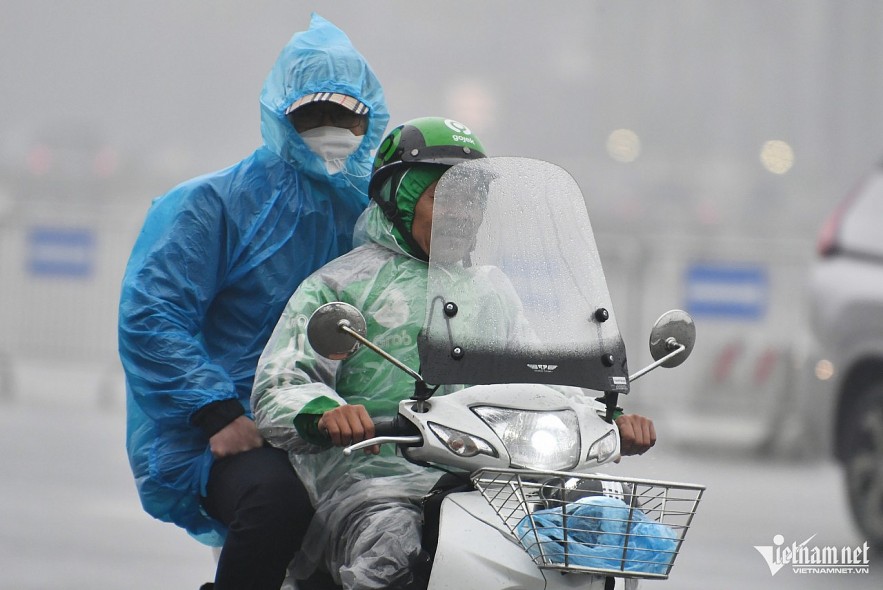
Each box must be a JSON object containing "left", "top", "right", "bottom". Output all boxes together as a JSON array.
[{"left": 754, "top": 534, "right": 870, "bottom": 576}]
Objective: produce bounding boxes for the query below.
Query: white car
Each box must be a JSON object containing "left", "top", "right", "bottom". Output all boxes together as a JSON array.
[{"left": 809, "top": 162, "right": 883, "bottom": 551}]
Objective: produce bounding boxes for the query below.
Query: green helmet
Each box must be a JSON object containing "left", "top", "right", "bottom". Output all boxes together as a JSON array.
[{"left": 368, "top": 117, "right": 486, "bottom": 219}]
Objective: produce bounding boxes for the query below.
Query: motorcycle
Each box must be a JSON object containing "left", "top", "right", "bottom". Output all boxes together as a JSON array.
[{"left": 300, "top": 157, "right": 704, "bottom": 590}]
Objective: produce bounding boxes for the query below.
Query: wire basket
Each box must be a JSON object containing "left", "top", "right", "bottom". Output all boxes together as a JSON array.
[{"left": 472, "top": 468, "right": 704, "bottom": 579}]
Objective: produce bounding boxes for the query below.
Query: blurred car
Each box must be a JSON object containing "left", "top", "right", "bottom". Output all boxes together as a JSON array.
[{"left": 808, "top": 161, "right": 883, "bottom": 551}]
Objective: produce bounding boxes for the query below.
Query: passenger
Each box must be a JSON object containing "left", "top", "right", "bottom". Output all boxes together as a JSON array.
[{"left": 118, "top": 14, "right": 388, "bottom": 590}]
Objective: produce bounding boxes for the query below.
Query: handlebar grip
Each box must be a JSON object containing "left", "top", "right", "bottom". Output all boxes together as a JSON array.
[
  {"left": 373, "top": 415, "right": 419, "bottom": 438},
  {"left": 372, "top": 418, "right": 397, "bottom": 437}
]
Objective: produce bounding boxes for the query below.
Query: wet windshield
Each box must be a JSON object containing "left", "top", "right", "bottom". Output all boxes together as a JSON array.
[{"left": 417, "top": 157, "right": 629, "bottom": 393}]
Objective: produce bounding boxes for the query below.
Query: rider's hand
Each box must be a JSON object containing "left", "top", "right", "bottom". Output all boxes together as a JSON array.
[
  {"left": 209, "top": 415, "right": 264, "bottom": 459},
  {"left": 616, "top": 414, "right": 657, "bottom": 456},
  {"left": 318, "top": 405, "right": 380, "bottom": 455}
]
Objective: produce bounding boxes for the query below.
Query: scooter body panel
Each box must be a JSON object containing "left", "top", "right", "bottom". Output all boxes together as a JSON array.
[{"left": 428, "top": 492, "right": 608, "bottom": 590}]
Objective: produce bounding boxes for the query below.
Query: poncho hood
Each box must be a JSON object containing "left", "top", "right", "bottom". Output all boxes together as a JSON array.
[
  {"left": 260, "top": 13, "right": 388, "bottom": 188},
  {"left": 354, "top": 202, "right": 413, "bottom": 259},
  {"left": 354, "top": 167, "right": 446, "bottom": 259}
]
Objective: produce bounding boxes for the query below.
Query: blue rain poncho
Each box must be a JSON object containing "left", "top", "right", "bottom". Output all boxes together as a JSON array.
[{"left": 118, "top": 13, "right": 388, "bottom": 546}]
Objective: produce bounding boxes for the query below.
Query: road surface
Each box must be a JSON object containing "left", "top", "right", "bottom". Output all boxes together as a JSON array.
[{"left": 1, "top": 394, "right": 880, "bottom": 589}]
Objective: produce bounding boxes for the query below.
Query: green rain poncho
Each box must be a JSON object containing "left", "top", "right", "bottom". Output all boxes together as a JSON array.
[{"left": 251, "top": 168, "right": 533, "bottom": 588}]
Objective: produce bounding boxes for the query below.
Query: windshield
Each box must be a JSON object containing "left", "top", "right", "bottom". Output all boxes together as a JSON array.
[{"left": 417, "top": 157, "right": 629, "bottom": 393}]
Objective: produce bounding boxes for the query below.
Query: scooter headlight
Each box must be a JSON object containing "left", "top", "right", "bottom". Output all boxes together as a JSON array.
[
  {"left": 428, "top": 423, "right": 497, "bottom": 458},
  {"left": 472, "top": 406, "right": 580, "bottom": 470}
]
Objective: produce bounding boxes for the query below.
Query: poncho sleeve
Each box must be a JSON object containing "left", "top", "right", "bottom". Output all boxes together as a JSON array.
[
  {"left": 119, "top": 186, "right": 239, "bottom": 425},
  {"left": 252, "top": 275, "right": 347, "bottom": 453}
]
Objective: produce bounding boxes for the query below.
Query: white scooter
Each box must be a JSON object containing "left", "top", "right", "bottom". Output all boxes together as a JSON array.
[{"left": 303, "top": 157, "right": 705, "bottom": 590}]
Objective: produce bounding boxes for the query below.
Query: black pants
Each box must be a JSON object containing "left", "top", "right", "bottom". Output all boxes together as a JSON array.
[{"left": 203, "top": 445, "right": 313, "bottom": 590}]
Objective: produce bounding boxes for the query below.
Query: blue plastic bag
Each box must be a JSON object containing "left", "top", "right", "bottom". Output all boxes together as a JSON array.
[{"left": 516, "top": 495, "right": 677, "bottom": 574}]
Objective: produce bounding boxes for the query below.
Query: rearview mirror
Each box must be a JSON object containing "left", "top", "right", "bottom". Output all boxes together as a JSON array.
[
  {"left": 628, "top": 309, "right": 696, "bottom": 382},
  {"left": 648, "top": 309, "right": 696, "bottom": 368},
  {"left": 307, "top": 302, "right": 367, "bottom": 360},
  {"left": 306, "top": 301, "right": 427, "bottom": 388}
]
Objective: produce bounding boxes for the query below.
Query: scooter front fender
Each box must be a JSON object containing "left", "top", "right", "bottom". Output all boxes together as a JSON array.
[{"left": 428, "top": 492, "right": 611, "bottom": 590}]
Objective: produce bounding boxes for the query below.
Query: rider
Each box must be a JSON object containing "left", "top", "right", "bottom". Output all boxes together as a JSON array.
[{"left": 251, "top": 117, "right": 657, "bottom": 590}]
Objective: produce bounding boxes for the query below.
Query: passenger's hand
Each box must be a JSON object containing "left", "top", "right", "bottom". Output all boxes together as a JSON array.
[
  {"left": 615, "top": 414, "right": 657, "bottom": 456},
  {"left": 209, "top": 416, "right": 264, "bottom": 459},
  {"left": 318, "top": 405, "right": 380, "bottom": 455}
]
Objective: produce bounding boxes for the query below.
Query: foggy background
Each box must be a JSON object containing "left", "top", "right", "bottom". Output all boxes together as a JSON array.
[{"left": 1, "top": 1, "right": 882, "bottom": 588}]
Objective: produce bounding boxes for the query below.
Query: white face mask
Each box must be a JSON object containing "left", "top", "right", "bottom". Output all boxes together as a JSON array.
[{"left": 299, "top": 126, "right": 364, "bottom": 174}]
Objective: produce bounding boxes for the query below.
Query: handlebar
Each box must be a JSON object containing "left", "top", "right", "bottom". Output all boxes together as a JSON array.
[
  {"left": 342, "top": 415, "right": 423, "bottom": 456},
  {"left": 372, "top": 416, "right": 417, "bottom": 438}
]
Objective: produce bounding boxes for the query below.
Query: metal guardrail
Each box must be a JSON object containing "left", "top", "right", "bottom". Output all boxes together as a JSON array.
[
  {"left": 0, "top": 202, "right": 815, "bottom": 437},
  {"left": 0, "top": 199, "right": 145, "bottom": 403}
]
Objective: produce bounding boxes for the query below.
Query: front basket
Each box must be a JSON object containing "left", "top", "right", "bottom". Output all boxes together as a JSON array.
[{"left": 471, "top": 468, "right": 704, "bottom": 579}]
